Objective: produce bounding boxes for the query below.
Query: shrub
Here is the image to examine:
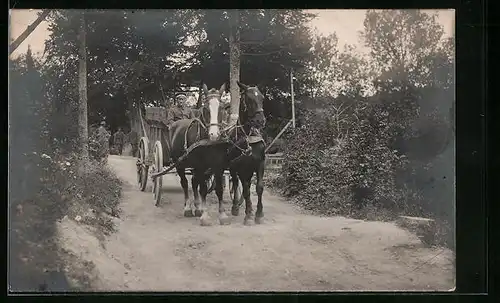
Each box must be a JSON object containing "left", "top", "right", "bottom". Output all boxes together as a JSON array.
[
  {"left": 281, "top": 100, "right": 412, "bottom": 218},
  {"left": 9, "top": 148, "right": 123, "bottom": 290},
  {"left": 9, "top": 55, "right": 123, "bottom": 291},
  {"left": 277, "top": 85, "right": 454, "bottom": 231}
]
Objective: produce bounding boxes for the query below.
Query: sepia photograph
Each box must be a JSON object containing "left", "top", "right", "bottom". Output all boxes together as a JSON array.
[{"left": 9, "top": 9, "right": 455, "bottom": 292}]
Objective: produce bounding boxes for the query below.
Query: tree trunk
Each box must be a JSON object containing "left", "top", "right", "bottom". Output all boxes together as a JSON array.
[
  {"left": 196, "top": 82, "right": 203, "bottom": 108},
  {"left": 126, "top": 92, "right": 141, "bottom": 137},
  {"left": 9, "top": 10, "right": 51, "bottom": 56},
  {"left": 78, "top": 12, "right": 89, "bottom": 160},
  {"left": 228, "top": 10, "right": 241, "bottom": 126}
]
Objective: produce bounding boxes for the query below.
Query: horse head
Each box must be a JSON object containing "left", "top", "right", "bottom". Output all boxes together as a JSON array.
[
  {"left": 202, "top": 83, "right": 226, "bottom": 142},
  {"left": 237, "top": 81, "right": 266, "bottom": 130}
]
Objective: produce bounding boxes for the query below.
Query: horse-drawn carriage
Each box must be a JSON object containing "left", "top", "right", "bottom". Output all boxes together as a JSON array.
[
  {"left": 135, "top": 96, "right": 242, "bottom": 208},
  {"left": 134, "top": 82, "right": 266, "bottom": 226}
]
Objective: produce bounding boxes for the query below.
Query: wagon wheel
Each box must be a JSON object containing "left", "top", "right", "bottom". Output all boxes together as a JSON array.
[
  {"left": 137, "top": 137, "right": 149, "bottom": 192},
  {"left": 206, "top": 175, "right": 216, "bottom": 194},
  {"left": 229, "top": 176, "right": 244, "bottom": 207},
  {"left": 152, "top": 141, "right": 163, "bottom": 207}
]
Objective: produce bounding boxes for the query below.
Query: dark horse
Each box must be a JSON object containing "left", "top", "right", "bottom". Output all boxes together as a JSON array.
[
  {"left": 226, "top": 81, "right": 267, "bottom": 225},
  {"left": 166, "top": 83, "right": 230, "bottom": 226}
]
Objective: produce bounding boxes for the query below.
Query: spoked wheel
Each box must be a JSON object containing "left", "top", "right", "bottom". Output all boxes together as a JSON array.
[
  {"left": 229, "top": 175, "right": 244, "bottom": 208},
  {"left": 151, "top": 141, "right": 163, "bottom": 207},
  {"left": 206, "top": 174, "right": 216, "bottom": 194},
  {"left": 137, "top": 137, "right": 149, "bottom": 192}
]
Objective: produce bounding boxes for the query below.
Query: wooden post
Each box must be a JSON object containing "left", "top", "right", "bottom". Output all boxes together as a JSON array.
[
  {"left": 265, "top": 119, "right": 292, "bottom": 154},
  {"left": 290, "top": 68, "right": 295, "bottom": 128}
]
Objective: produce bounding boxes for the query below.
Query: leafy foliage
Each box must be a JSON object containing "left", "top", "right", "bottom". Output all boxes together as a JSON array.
[
  {"left": 276, "top": 10, "right": 455, "bottom": 241},
  {"left": 361, "top": 9, "right": 453, "bottom": 91},
  {"left": 9, "top": 48, "right": 122, "bottom": 291},
  {"left": 40, "top": 9, "right": 317, "bottom": 135}
]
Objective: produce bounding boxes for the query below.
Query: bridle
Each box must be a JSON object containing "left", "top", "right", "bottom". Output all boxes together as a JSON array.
[
  {"left": 242, "top": 89, "right": 264, "bottom": 116},
  {"left": 198, "top": 92, "right": 223, "bottom": 130},
  {"left": 182, "top": 92, "right": 223, "bottom": 150},
  {"left": 224, "top": 88, "right": 265, "bottom": 154}
]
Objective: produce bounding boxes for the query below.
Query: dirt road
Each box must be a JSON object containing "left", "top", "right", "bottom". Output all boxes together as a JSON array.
[{"left": 58, "top": 155, "right": 455, "bottom": 291}]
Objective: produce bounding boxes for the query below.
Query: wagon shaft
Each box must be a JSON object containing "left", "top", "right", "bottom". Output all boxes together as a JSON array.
[
  {"left": 150, "top": 163, "right": 176, "bottom": 179},
  {"left": 150, "top": 150, "right": 191, "bottom": 179}
]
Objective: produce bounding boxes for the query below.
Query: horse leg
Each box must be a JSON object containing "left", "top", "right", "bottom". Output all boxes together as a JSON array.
[
  {"left": 241, "top": 173, "right": 254, "bottom": 226},
  {"left": 230, "top": 170, "right": 240, "bottom": 216},
  {"left": 191, "top": 170, "right": 202, "bottom": 217},
  {"left": 215, "top": 170, "right": 230, "bottom": 225},
  {"left": 198, "top": 171, "right": 212, "bottom": 226},
  {"left": 255, "top": 160, "right": 265, "bottom": 224},
  {"left": 179, "top": 168, "right": 193, "bottom": 217}
]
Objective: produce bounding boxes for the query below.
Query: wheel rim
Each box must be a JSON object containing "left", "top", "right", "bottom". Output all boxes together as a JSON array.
[
  {"left": 153, "top": 141, "right": 163, "bottom": 206},
  {"left": 137, "top": 141, "right": 148, "bottom": 191},
  {"left": 137, "top": 142, "right": 143, "bottom": 185},
  {"left": 207, "top": 175, "right": 216, "bottom": 193},
  {"left": 229, "top": 181, "right": 234, "bottom": 200},
  {"left": 229, "top": 177, "right": 244, "bottom": 207}
]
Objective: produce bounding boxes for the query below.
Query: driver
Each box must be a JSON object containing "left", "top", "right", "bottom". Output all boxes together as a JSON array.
[{"left": 166, "top": 94, "right": 192, "bottom": 127}]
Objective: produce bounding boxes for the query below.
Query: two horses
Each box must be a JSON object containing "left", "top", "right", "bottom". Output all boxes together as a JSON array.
[{"left": 162, "top": 82, "right": 267, "bottom": 226}]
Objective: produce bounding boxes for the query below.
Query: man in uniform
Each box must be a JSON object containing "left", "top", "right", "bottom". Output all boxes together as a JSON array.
[
  {"left": 113, "top": 127, "right": 125, "bottom": 155},
  {"left": 97, "top": 121, "right": 111, "bottom": 163},
  {"left": 166, "top": 94, "right": 192, "bottom": 127},
  {"left": 128, "top": 128, "right": 139, "bottom": 157}
]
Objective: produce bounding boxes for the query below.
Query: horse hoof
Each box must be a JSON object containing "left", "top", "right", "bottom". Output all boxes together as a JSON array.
[
  {"left": 200, "top": 214, "right": 212, "bottom": 227},
  {"left": 255, "top": 216, "right": 264, "bottom": 224},
  {"left": 184, "top": 210, "right": 194, "bottom": 217},
  {"left": 194, "top": 209, "right": 203, "bottom": 217},
  {"left": 243, "top": 216, "right": 255, "bottom": 226},
  {"left": 219, "top": 213, "right": 231, "bottom": 225},
  {"left": 231, "top": 208, "right": 239, "bottom": 216}
]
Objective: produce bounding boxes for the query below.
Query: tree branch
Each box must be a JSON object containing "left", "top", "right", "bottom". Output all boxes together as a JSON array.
[
  {"left": 241, "top": 49, "right": 285, "bottom": 56},
  {"left": 9, "top": 9, "right": 52, "bottom": 56}
]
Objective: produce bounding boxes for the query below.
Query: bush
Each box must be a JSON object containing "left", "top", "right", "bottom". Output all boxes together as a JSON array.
[
  {"left": 9, "top": 55, "right": 123, "bottom": 291},
  {"left": 9, "top": 149, "right": 123, "bottom": 291},
  {"left": 281, "top": 100, "right": 412, "bottom": 218},
  {"left": 277, "top": 86, "right": 455, "bottom": 236}
]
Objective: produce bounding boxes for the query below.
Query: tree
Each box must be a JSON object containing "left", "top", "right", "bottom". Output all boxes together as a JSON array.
[
  {"left": 41, "top": 9, "right": 318, "bottom": 138},
  {"left": 361, "top": 10, "right": 451, "bottom": 91},
  {"left": 43, "top": 10, "right": 196, "bottom": 132},
  {"left": 336, "top": 45, "right": 376, "bottom": 98},
  {"left": 186, "top": 10, "right": 316, "bottom": 119},
  {"left": 299, "top": 33, "right": 340, "bottom": 98},
  {"left": 78, "top": 12, "right": 89, "bottom": 159},
  {"left": 228, "top": 10, "right": 241, "bottom": 126}
]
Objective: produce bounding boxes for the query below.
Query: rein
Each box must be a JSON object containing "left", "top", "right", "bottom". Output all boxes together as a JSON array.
[
  {"left": 183, "top": 117, "right": 206, "bottom": 151},
  {"left": 222, "top": 91, "right": 264, "bottom": 154}
]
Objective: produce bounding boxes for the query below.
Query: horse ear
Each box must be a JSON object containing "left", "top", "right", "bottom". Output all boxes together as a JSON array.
[
  {"left": 202, "top": 84, "right": 209, "bottom": 96},
  {"left": 237, "top": 81, "right": 248, "bottom": 91},
  {"left": 219, "top": 83, "right": 226, "bottom": 95}
]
